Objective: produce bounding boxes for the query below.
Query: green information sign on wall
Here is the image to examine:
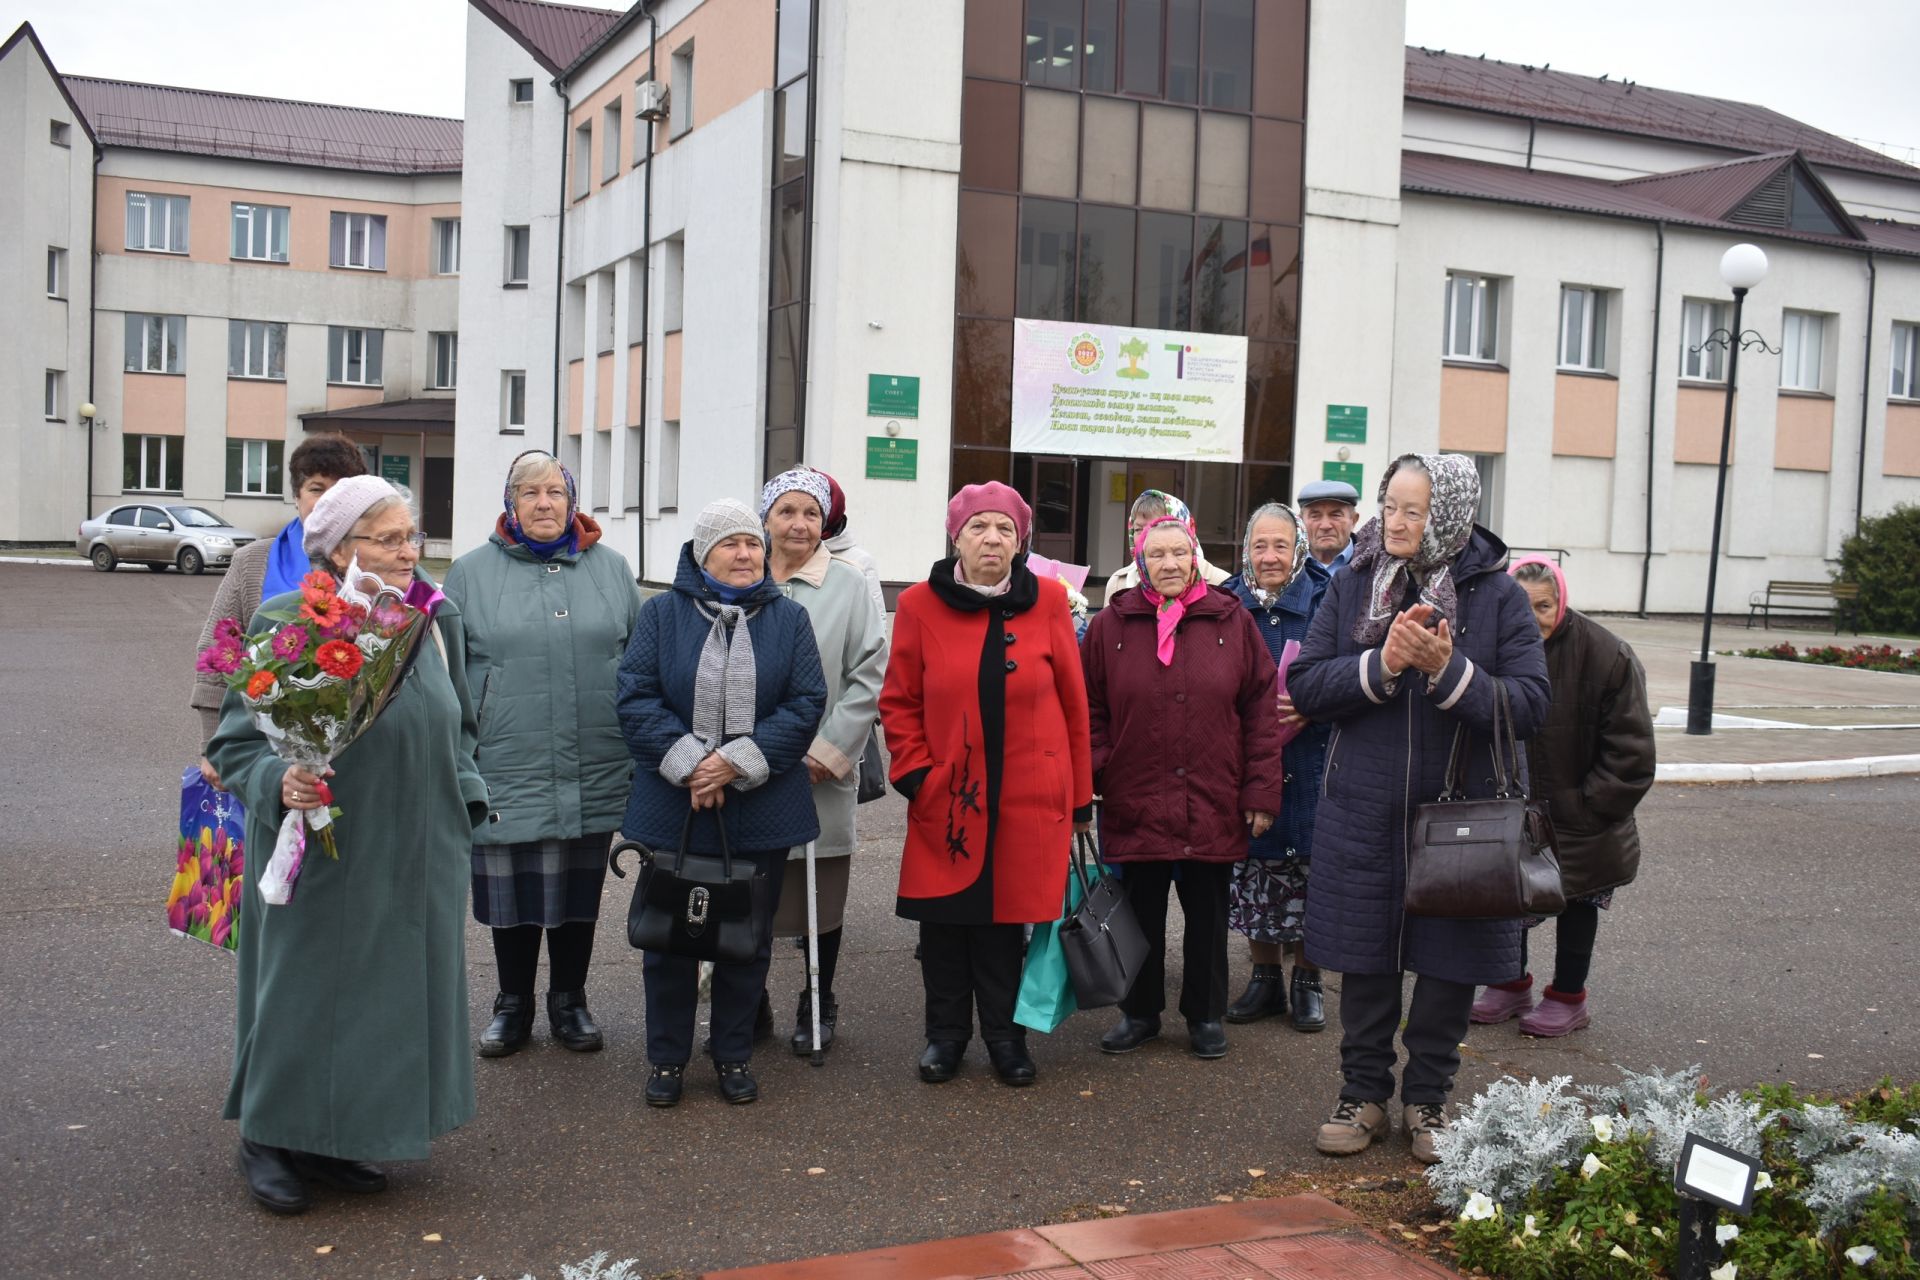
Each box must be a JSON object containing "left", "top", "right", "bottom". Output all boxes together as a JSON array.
[
  {"left": 1322, "top": 460, "right": 1363, "bottom": 491},
  {"left": 1326, "top": 404, "right": 1368, "bottom": 443},
  {"left": 380, "top": 454, "right": 412, "bottom": 488},
  {"left": 866, "top": 436, "right": 918, "bottom": 480},
  {"left": 867, "top": 374, "right": 920, "bottom": 419}
]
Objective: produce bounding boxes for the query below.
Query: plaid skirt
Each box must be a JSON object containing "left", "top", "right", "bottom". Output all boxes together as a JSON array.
[
  {"left": 1228, "top": 859, "right": 1311, "bottom": 945},
  {"left": 471, "top": 832, "right": 613, "bottom": 929}
]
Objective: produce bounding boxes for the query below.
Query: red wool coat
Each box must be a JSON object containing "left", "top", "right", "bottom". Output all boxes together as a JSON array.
[
  {"left": 880, "top": 560, "right": 1094, "bottom": 925},
  {"left": 1083, "top": 584, "right": 1285, "bottom": 862}
]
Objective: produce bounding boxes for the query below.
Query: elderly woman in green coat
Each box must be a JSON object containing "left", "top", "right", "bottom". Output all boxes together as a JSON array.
[
  {"left": 443, "top": 450, "right": 641, "bottom": 1058},
  {"left": 208, "top": 476, "right": 487, "bottom": 1215}
]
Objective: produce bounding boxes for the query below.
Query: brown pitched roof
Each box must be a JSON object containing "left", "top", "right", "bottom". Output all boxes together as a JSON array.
[
  {"left": 470, "top": 0, "right": 626, "bottom": 77},
  {"left": 1405, "top": 47, "right": 1917, "bottom": 181},
  {"left": 1401, "top": 150, "right": 1919, "bottom": 257},
  {"left": 62, "top": 75, "right": 462, "bottom": 174}
]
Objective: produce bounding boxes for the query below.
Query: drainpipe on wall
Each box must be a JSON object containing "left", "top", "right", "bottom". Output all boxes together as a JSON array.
[
  {"left": 1854, "top": 252, "right": 1876, "bottom": 543},
  {"left": 550, "top": 82, "right": 572, "bottom": 456},
  {"left": 1637, "top": 221, "right": 1665, "bottom": 618},
  {"left": 634, "top": 4, "right": 657, "bottom": 582},
  {"left": 83, "top": 146, "right": 101, "bottom": 525}
]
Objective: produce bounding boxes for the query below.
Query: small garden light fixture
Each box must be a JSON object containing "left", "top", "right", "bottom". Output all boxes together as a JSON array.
[{"left": 1672, "top": 1131, "right": 1766, "bottom": 1280}]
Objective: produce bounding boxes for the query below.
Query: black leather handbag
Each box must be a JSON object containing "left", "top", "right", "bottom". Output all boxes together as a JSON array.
[
  {"left": 1058, "top": 832, "right": 1150, "bottom": 1008},
  {"left": 855, "top": 725, "right": 887, "bottom": 805},
  {"left": 1406, "top": 681, "right": 1566, "bottom": 920},
  {"left": 610, "top": 808, "right": 773, "bottom": 965}
]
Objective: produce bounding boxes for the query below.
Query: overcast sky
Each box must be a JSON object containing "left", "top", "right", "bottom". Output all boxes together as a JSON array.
[{"left": 13, "top": 0, "right": 1916, "bottom": 164}]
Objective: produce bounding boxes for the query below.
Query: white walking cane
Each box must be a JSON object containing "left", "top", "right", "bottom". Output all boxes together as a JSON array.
[{"left": 803, "top": 839, "right": 825, "bottom": 1066}]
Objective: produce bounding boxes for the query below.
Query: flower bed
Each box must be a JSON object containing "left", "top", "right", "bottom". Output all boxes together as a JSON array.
[
  {"left": 1432, "top": 1069, "right": 1920, "bottom": 1278},
  {"left": 1736, "top": 643, "right": 1920, "bottom": 674}
]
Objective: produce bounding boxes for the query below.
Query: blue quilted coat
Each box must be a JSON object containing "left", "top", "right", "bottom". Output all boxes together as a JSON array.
[
  {"left": 1288, "top": 528, "right": 1548, "bottom": 983},
  {"left": 1225, "top": 568, "right": 1332, "bottom": 862}
]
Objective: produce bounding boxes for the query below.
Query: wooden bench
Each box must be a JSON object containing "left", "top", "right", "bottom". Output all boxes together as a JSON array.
[{"left": 1745, "top": 580, "right": 1860, "bottom": 633}]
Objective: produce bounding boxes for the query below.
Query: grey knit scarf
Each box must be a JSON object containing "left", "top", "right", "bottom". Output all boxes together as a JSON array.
[{"left": 691, "top": 598, "right": 759, "bottom": 745}]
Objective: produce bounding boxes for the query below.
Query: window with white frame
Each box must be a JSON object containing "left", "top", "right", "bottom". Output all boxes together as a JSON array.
[
  {"left": 433, "top": 218, "right": 461, "bottom": 275},
  {"left": 46, "top": 247, "right": 66, "bottom": 298},
  {"left": 1558, "top": 286, "right": 1611, "bottom": 372},
  {"left": 1442, "top": 272, "right": 1501, "bottom": 363},
  {"left": 658, "top": 419, "right": 681, "bottom": 511},
  {"left": 505, "top": 225, "right": 530, "bottom": 284},
  {"left": 123, "top": 435, "right": 183, "bottom": 493},
  {"left": 228, "top": 320, "right": 287, "bottom": 380},
  {"left": 1680, "top": 298, "right": 1730, "bottom": 381},
  {"left": 1780, "top": 310, "right": 1827, "bottom": 392},
  {"left": 50, "top": 119, "right": 71, "bottom": 146},
  {"left": 44, "top": 370, "right": 64, "bottom": 420},
  {"left": 572, "top": 123, "right": 592, "bottom": 199},
  {"left": 503, "top": 371, "right": 527, "bottom": 431},
  {"left": 225, "top": 439, "right": 285, "bottom": 496},
  {"left": 1892, "top": 323, "right": 1920, "bottom": 401},
  {"left": 602, "top": 101, "right": 623, "bottom": 181},
  {"left": 1468, "top": 453, "right": 1500, "bottom": 529},
  {"left": 126, "top": 192, "right": 189, "bottom": 253},
  {"left": 327, "top": 326, "right": 384, "bottom": 385},
  {"left": 430, "top": 332, "right": 459, "bottom": 389},
  {"left": 510, "top": 78, "right": 534, "bottom": 104},
  {"left": 125, "top": 314, "right": 186, "bottom": 374},
  {"left": 328, "top": 212, "right": 387, "bottom": 270},
  {"left": 231, "top": 203, "right": 290, "bottom": 262},
  {"left": 670, "top": 42, "right": 695, "bottom": 139}
]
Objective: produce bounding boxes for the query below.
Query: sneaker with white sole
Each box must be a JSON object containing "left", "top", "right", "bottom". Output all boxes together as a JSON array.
[
  {"left": 1404, "top": 1102, "right": 1449, "bottom": 1164},
  {"left": 1315, "top": 1096, "right": 1389, "bottom": 1156}
]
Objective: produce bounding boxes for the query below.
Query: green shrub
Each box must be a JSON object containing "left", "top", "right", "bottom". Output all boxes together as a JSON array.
[{"left": 1837, "top": 503, "right": 1920, "bottom": 634}]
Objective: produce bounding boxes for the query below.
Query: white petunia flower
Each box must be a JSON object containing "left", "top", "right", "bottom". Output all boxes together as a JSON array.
[
  {"left": 1580, "top": 1153, "right": 1606, "bottom": 1180},
  {"left": 1460, "top": 1190, "right": 1497, "bottom": 1221},
  {"left": 1717, "top": 1224, "right": 1741, "bottom": 1245},
  {"left": 1754, "top": 1171, "right": 1774, "bottom": 1190},
  {"left": 1591, "top": 1114, "right": 1615, "bottom": 1142},
  {"left": 1710, "top": 1263, "right": 1738, "bottom": 1280},
  {"left": 1610, "top": 1244, "right": 1633, "bottom": 1260},
  {"left": 1846, "top": 1245, "right": 1878, "bottom": 1265},
  {"left": 1522, "top": 1214, "right": 1541, "bottom": 1238}
]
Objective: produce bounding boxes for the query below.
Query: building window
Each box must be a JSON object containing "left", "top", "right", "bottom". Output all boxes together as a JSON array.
[
  {"left": 505, "top": 225, "right": 530, "bottom": 284},
  {"left": 125, "top": 314, "right": 186, "bottom": 374},
  {"left": 1681, "top": 299, "right": 1729, "bottom": 381},
  {"left": 328, "top": 212, "right": 387, "bottom": 270},
  {"left": 1558, "top": 286, "right": 1610, "bottom": 372},
  {"left": 509, "top": 78, "right": 534, "bottom": 104},
  {"left": 126, "top": 192, "right": 189, "bottom": 254},
  {"left": 430, "top": 333, "right": 459, "bottom": 389},
  {"left": 225, "top": 439, "right": 285, "bottom": 496},
  {"left": 123, "top": 435, "right": 184, "bottom": 493},
  {"left": 602, "top": 101, "right": 623, "bottom": 181},
  {"left": 1469, "top": 453, "right": 1501, "bottom": 528},
  {"left": 45, "top": 370, "right": 64, "bottom": 420},
  {"left": 663, "top": 236, "right": 685, "bottom": 332},
  {"left": 327, "top": 326, "right": 384, "bottom": 385},
  {"left": 503, "top": 371, "right": 527, "bottom": 431},
  {"left": 572, "top": 123, "right": 592, "bottom": 199},
  {"left": 1892, "top": 323, "right": 1920, "bottom": 401},
  {"left": 231, "top": 203, "right": 290, "bottom": 262},
  {"left": 659, "top": 419, "right": 681, "bottom": 510},
  {"left": 432, "top": 218, "right": 461, "bottom": 275},
  {"left": 1780, "top": 310, "right": 1827, "bottom": 392},
  {"left": 46, "top": 247, "right": 67, "bottom": 298},
  {"left": 670, "top": 42, "right": 695, "bottom": 138},
  {"left": 1442, "top": 273, "right": 1500, "bottom": 363},
  {"left": 228, "top": 320, "right": 288, "bottom": 380},
  {"left": 50, "top": 119, "right": 71, "bottom": 146}
]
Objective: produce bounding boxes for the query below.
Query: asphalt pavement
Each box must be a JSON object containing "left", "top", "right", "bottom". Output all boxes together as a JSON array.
[{"left": 1, "top": 561, "right": 1916, "bottom": 1279}]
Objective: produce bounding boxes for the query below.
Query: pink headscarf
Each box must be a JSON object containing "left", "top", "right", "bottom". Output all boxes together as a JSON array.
[
  {"left": 1136, "top": 515, "right": 1208, "bottom": 666},
  {"left": 1507, "top": 555, "right": 1569, "bottom": 631}
]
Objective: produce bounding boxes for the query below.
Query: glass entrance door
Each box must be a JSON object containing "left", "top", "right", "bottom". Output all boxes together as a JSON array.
[{"left": 1015, "top": 454, "right": 1082, "bottom": 565}]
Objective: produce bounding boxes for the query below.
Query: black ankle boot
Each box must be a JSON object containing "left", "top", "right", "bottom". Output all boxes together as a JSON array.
[
  {"left": 790, "top": 990, "right": 838, "bottom": 1056},
  {"left": 547, "top": 990, "right": 603, "bottom": 1052},
  {"left": 986, "top": 1037, "right": 1037, "bottom": 1086},
  {"left": 238, "top": 1140, "right": 311, "bottom": 1214},
  {"left": 1290, "top": 968, "right": 1327, "bottom": 1032},
  {"left": 478, "top": 992, "right": 535, "bottom": 1057},
  {"left": 1225, "top": 964, "right": 1288, "bottom": 1024},
  {"left": 645, "top": 1063, "right": 685, "bottom": 1108}
]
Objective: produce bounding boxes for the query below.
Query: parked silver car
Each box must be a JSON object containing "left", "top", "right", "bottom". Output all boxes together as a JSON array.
[{"left": 76, "top": 503, "right": 258, "bottom": 575}]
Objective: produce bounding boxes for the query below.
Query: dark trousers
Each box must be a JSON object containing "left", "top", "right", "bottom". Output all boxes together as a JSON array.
[
  {"left": 1118, "top": 861, "right": 1233, "bottom": 1024},
  {"left": 642, "top": 848, "right": 788, "bottom": 1066},
  {"left": 1520, "top": 900, "right": 1602, "bottom": 993},
  {"left": 919, "top": 921, "right": 1027, "bottom": 1045},
  {"left": 1338, "top": 970, "right": 1477, "bottom": 1105},
  {"left": 491, "top": 921, "right": 597, "bottom": 996}
]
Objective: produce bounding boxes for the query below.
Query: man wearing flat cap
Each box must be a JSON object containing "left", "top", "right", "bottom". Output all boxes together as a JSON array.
[{"left": 1295, "top": 479, "right": 1359, "bottom": 587}]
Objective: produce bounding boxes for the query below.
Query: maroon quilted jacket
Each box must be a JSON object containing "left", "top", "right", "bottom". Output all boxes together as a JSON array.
[{"left": 1083, "top": 584, "right": 1284, "bottom": 862}]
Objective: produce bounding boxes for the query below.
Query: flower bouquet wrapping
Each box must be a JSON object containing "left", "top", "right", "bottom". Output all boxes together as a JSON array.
[
  {"left": 197, "top": 557, "right": 445, "bottom": 905},
  {"left": 168, "top": 763, "right": 245, "bottom": 952}
]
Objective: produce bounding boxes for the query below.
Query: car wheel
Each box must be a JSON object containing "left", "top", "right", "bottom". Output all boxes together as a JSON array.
[
  {"left": 146, "top": 562, "right": 170, "bottom": 573},
  {"left": 178, "top": 547, "right": 205, "bottom": 576},
  {"left": 90, "top": 545, "right": 117, "bottom": 572}
]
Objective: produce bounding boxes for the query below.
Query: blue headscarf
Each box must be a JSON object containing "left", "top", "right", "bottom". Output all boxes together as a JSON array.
[
  {"left": 503, "top": 451, "right": 580, "bottom": 560},
  {"left": 261, "top": 517, "right": 309, "bottom": 600}
]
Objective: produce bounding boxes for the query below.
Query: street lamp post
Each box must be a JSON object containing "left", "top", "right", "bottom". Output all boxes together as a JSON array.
[{"left": 1686, "top": 243, "right": 1772, "bottom": 736}]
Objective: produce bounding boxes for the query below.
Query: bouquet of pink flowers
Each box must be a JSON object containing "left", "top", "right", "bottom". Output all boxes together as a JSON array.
[{"left": 197, "top": 556, "right": 444, "bottom": 905}]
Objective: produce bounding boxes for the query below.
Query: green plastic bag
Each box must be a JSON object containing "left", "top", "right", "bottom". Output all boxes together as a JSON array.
[{"left": 1014, "top": 856, "right": 1089, "bottom": 1034}]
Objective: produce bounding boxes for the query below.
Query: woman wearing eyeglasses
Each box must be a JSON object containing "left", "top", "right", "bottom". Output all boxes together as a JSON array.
[
  {"left": 442, "top": 451, "right": 642, "bottom": 1059},
  {"left": 207, "top": 476, "right": 490, "bottom": 1213}
]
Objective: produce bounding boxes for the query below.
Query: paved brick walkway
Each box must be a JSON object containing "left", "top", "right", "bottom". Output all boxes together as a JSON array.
[{"left": 702, "top": 1196, "right": 1458, "bottom": 1279}]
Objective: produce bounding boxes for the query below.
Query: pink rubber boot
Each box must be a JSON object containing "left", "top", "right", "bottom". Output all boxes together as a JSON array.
[
  {"left": 1518, "top": 987, "right": 1590, "bottom": 1037},
  {"left": 1469, "top": 977, "right": 1536, "bottom": 1025}
]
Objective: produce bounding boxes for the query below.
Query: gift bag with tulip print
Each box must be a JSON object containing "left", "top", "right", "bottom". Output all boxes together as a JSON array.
[{"left": 166, "top": 765, "right": 245, "bottom": 954}]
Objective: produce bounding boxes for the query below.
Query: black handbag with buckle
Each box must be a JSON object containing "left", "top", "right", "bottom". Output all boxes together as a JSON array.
[
  {"left": 610, "top": 808, "right": 772, "bottom": 964},
  {"left": 1057, "top": 831, "right": 1150, "bottom": 1008},
  {"left": 1405, "top": 680, "right": 1565, "bottom": 920}
]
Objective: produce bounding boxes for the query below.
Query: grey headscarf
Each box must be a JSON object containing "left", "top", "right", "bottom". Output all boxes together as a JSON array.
[
  {"left": 1240, "top": 502, "right": 1307, "bottom": 606},
  {"left": 1347, "top": 453, "right": 1480, "bottom": 646}
]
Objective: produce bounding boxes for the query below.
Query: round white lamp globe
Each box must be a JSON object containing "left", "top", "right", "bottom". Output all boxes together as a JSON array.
[{"left": 1720, "top": 243, "right": 1768, "bottom": 292}]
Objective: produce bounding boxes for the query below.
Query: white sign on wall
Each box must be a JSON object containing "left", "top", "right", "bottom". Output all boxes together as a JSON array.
[{"left": 1011, "top": 318, "right": 1248, "bottom": 462}]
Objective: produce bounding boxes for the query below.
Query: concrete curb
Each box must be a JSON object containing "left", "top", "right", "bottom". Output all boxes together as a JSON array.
[{"left": 1658, "top": 754, "right": 1920, "bottom": 784}]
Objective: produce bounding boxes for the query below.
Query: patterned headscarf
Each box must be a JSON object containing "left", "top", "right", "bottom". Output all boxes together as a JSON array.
[
  {"left": 1347, "top": 453, "right": 1480, "bottom": 647},
  {"left": 1240, "top": 502, "right": 1307, "bottom": 606},
  {"left": 502, "top": 450, "right": 580, "bottom": 559},
  {"left": 758, "top": 468, "right": 834, "bottom": 525}
]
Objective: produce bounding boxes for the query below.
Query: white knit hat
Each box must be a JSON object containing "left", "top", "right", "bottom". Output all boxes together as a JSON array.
[
  {"left": 692, "top": 498, "right": 764, "bottom": 567},
  {"left": 303, "top": 475, "right": 402, "bottom": 558}
]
